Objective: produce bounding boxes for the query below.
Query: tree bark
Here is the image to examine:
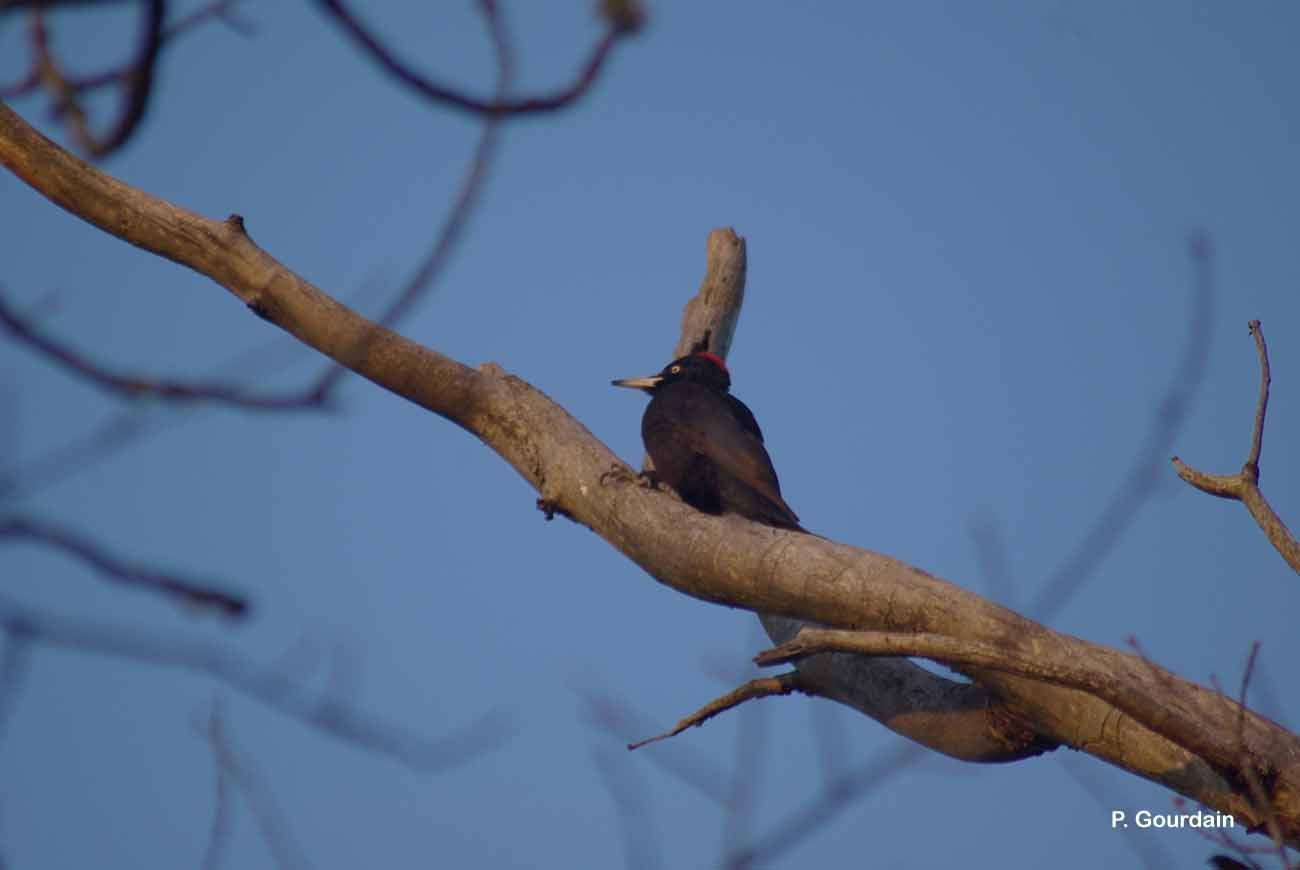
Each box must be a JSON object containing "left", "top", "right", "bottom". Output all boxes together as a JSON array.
[{"left": 2, "top": 100, "right": 1297, "bottom": 846}]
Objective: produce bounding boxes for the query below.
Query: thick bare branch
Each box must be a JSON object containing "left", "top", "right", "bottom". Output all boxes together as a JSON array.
[
  {"left": 760, "top": 625, "right": 1283, "bottom": 802},
  {"left": 666, "top": 238, "right": 1041, "bottom": 764},
  {"left": 3, "top": 101, "right": 1298, "bottom": 844}
]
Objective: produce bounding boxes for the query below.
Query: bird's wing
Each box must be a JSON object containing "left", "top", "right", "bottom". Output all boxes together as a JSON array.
[
  {"left": 726, "top": 394, "right": 765, "bottom": 442},
  {"left": 666, "top": 385, "right": 800, "bottom": 526}
]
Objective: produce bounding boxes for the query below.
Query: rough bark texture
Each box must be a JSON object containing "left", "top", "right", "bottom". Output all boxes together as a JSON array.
[{"left": 2, "top": 100, "right": 1298, "bottom": 846}]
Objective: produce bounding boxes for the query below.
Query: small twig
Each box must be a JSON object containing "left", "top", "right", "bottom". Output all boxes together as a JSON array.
[
  {"left": 0, "top": 592, "right": 514, "bottom": 768},
  {"left": 724, "top": 742, "right": 928, "bottom": 869},
  {"left": 0, "top": 516, "right": 248, "bottom": 617},
  {"left": 592, "top": 747, "right": 661, "bottom": 870},
  {"left": 1060, "top": 756, "right": 1177, "bottom": 869},
  {"left": 0, "top": 275, "right": 394, "bottom": 501},
  {"left": 31, "top": 0, "right": 165, "bottom": 157},
  {"left": 967, "top": 513, "right": 1017, "bottom": 606},
  {"left": 1029, "top": 230, "right": 1215, "bottom": 618},
  {"left": 4, "top": 1, "right": 249, "bottom": 99},
  {"left": 290, "top": 0, "right": 513, "bottom": 398},
  {"left": 628, "top": 672, "right": 801, "bottom": 750},
  {"left": 1173, "top": 320, "right": 1300, "bottom": 575},
  {"left": 0, "top": 289, "right": 331, "bottom": 410},
  {"left": 201, "top": 700, "right": 313, "bottom": 870},
  {"left": 315, "top": 0, "right": 640, "bottom": 118},
  {"left": 719, "top": 669, "right": 767, "bottom": 866},
  {"left": 1246, "top": 321, "right": 1271, "bottom": 469},
  {"left": 1212, "top": 644, "right": 1293, "bottom": 869},
  {"left": 578, "top": 687, "right": 733, "bottom": 806},
  {"left": 199, "top": 704, "right": 237, "bottom": 870},
  {"left": 0, "top": 625, "right": 32, "bottom": 742}
]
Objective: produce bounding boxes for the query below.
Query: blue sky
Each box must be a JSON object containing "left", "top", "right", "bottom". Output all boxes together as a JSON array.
[{"left": 2, "top": 3, "right": 1298, "bottom": 868}]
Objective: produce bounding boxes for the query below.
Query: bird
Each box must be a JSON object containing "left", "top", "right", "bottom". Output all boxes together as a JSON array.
[{"left": 612, "top": 350, "right": 804, "bottom": 531}]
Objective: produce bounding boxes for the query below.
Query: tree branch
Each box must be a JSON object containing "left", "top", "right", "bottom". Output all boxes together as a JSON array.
[
  {"left": 0, "top": 287, "right": 328, "bottom": 410},
  {"left": 1173, "top": 320, "right": 1300, "bottom": 575},
  {"left": 0, "top": 516, "right": 248, "bottom": 617},
  {"left": 27, "top": 0, "right": 165, "bottom": 157},
  {"left": 314, "top": 1, "right": 640, "bottom": 117},
  {"left": 628, "top": 672, "right": 801, "bottom": 751},
  {"left": 3, "top": 99, "right": 1298, "bottom": 845},
  {"left": 0, "top": 590, "right": 511, "bottom": 768}
]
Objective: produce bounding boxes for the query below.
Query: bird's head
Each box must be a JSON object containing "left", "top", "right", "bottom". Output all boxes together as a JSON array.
[{"left": 611, "top": 352, "right": 731, "bottom": 394}]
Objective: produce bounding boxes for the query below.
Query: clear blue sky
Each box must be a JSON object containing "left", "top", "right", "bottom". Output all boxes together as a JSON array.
[{"left": 2, "top": 3, "right": 1298, "bottom": 868}]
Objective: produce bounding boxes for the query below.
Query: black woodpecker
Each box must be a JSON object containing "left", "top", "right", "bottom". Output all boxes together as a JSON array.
[{"left": 613, "top": 352, "right": 803, "bottom": 532}]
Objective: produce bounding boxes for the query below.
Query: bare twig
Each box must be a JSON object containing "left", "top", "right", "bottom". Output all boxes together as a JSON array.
[
  {"left": 0, "top": 592, "right": 513, "bottom": 768},
  {"left": 315, "top": 0, "right": 640, "bottom": 118},
  {"left": 0, "top": 276, "right": 394, "bottom": 501},
  {"left": 0, "top": 288, "right": 329, "bottom": 410},
  {"left": 0, "top": 625, "right": 32, "bottom": 742},
  {"left": 592, "top": 747, "right": 661, "bottom": 870},
  {"left": 30, "top": 0, "right": 165, "bottom": 157},
  {"left": 629, "top": 672, "right": 801, "bottom": 750},
  {"left": 201, "top": 700, "right": 313, "bottom": 870},
  {"left": 0, "top": 1, "right": 511, "bottom": 482},
  {"left": 199, "top": 704, "right": 237, "bottom": 870},
  {"left": 1212, "top": 644, "right": 1294, "bottom": 869},
  {"left": 1059, "top": 756, "right": 1175, "bottom": 870},
  {"left": 719, "top": 669, "right": 768, "bottom": 866},
  {"left": 308, "top": 0, "right": 512, "bottom": 397},
  {"left": 1030, "top": 230, "right": 1215, "bottom": 618},
  {"left": 579, "top": 687, "right": 734, "bottom": 807},
  {"left": 0, "top": 516, "right": 248, "bottom": 617},
  {"left": 1173, "top": 320, "right": 1300, "bottom": 575},
  {"left": 725, "top": 742, "right": 928, "bottom": 869},
  {"left": 2, "top": 0, "right": 250, "bottom": 99},
  {"left": 967, "top": 513, "right": 1016, "bottom": 605}
]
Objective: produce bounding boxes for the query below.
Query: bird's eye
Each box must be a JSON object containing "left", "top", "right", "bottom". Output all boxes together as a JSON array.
[{"left": 670, "top": 365, "right": 681, "bottom": 374}]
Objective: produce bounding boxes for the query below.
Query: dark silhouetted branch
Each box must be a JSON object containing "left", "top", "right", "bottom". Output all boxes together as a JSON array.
[
  {"left": 593, "top": 746, "right": 661, "bottom": 870},
  {"left": 0, "top": 288, "right": 329, "bottom": 410},
  {"left": 201, "top": 701, "right": 313, "bottom": 870},
  {"left": 315, "top": 0, "right": 640, "bottom": 117},
  {"left": 0, "top": 516, "right": 248, "bottom": 617},
  {"left": 308, "top": 0, "right": 512, "bottom": 397},
  {"left": 2, "top": 0, "right": 250, "bottom": 99},
  {"left": 26, "top": 0, "right": 165, "bottom": 157},
  {"left": 1029, "top": 230, "right": 1216, "bottom": 619},
  {"left": 0, "top": 591, "right": 513, "bottom": 768},
  {"left": 725, "top": 742, "right": 928, "bottom": 869},
  {"left": 0, "top": 625, "right": 31, "bottom": 742}
]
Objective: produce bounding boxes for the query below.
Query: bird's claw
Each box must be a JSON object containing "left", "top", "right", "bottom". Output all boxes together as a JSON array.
[
  {"left": 599, "top": 463, "right": 636, "bottom": 487},
  {"left": 598, "top": 463, "right": 662, "bottom": 491}
]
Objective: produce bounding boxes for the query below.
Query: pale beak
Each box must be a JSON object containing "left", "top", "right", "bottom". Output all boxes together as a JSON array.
[{"left": 611, "top": 374, "right": 662, "bottom": 391}]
